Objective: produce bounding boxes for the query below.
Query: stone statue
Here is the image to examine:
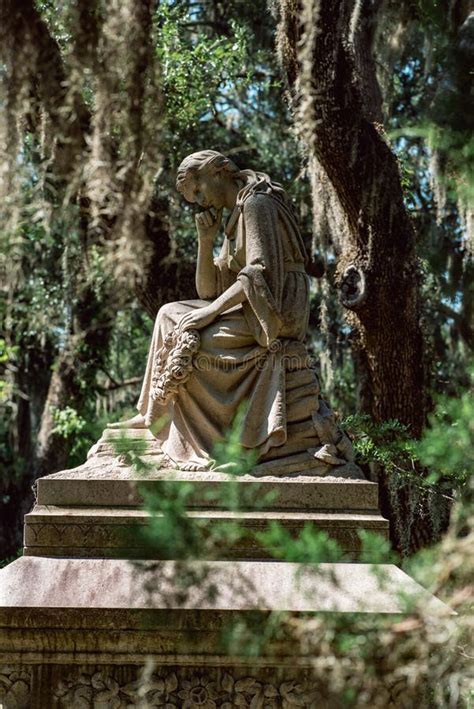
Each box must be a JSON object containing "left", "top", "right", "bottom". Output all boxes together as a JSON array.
[{"left": 107, "top": 150, "right": 359, "bottom": 476}]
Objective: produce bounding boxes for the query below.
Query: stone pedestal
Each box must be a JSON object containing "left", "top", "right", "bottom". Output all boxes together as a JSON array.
[
  {"left": 25, "top": 460, "right": 388, "bottom": 560},
  {"left": 0, "top": 457, "right": 448, "bottom": 708}
]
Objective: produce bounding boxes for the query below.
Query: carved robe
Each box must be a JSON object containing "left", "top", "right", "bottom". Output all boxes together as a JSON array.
[{"left": 137, "top": 180, "right": 354, "bottom": 471}]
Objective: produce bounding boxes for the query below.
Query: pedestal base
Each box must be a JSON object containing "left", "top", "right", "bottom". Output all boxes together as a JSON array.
[
  {"left": 0, "top": 556, "right": 449, "bottom": 708},
  {"left": 26, "top": 460, "right": 388, "bottom": 559},
  {"left": 0, "top": 459, "right": 450, "bottom": 707}
]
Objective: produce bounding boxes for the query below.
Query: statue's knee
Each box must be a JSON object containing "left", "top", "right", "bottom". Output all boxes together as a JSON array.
[
  {"left": 156, "top": 301, "right": 179, "bottom": 330},
  {"left": 157, "top": 302, "right": 173, "bottom": 320}
]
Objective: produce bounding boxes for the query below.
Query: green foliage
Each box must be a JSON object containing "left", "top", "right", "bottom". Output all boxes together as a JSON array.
[
  {"left": 358, "top": 529, "right": 397, "bottom": 565},
  {"left": 342, "top": 414, "right": 418, "bottom": 477},
  {"left": 157, "top": 5, "right": 250, "bottom": 132},
  {"left": 221, "top": 610, "right": 289, "bottom": 659},
  {"left": 393, "top": 124, "right": 474, "bottom": 219},
  {"left": 0, "top": 549, "right": 22, "bottom": 570},
  {"left": 51, "top": 406, "right": 86, "bottom": 439},
  {"left": 343, "top": 389, "right": 471, "bottom": 499},
  {"left": 0, "top": 339, "right": 18, "bottom": 366},
  {"left": 141, "top": 480, "right": 206, "bottom": 560},
  {"left": 417, "top": 369, "right": 473, "bottom": 487},
  {"left": 51, "top": 405, "right": 115, "bottom": 467},
  {"left": 384, "top": 2, "right": 473, "bottom": 413},
  {"left": 0, "top": 339, "right": 19, "bottom": 404}
]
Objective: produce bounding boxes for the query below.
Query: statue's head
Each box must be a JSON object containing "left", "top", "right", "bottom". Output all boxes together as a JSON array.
[{"left": 176, "top": 150, "right": 241, "bottom": 210}]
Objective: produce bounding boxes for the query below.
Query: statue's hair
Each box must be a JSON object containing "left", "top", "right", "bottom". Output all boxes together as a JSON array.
[
  {"left": 176, "top": 150, "right": 240, "bottom": 194},
  {"left": 176, "top": 151, "right": 301, "bottom": 237}
]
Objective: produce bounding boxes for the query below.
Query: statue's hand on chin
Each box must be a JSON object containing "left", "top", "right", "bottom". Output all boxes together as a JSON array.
[
  {"left": 177, "top": 304, "right": 217, "bottom": 334},
  {"left": 195, "top": 207, "right": 222, "bottom": 242}
]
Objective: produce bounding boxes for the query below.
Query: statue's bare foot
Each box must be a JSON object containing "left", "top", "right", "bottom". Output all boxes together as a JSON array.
[
  {"left": 160, "top": 452, "right": 207, "bottom": 472},
  {"left": 107, "top": 414, "right": 147, "bottom": 429},
  {"left": 180, "top": 461, "right": 208, "bottom": 472}
]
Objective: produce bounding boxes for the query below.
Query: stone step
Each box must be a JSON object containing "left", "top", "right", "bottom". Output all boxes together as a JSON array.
[
  {"left": 36, "top": 462, "right": 380, "bottom": 511},
  {"left": 0, "top": 556, "right": 450, "bottom": 630},
  {"left": 24, "top": 505, "right": 388, "bottom": 560},
  {"left": 0, "top": 555, "right": 451, "bottom": 707}
]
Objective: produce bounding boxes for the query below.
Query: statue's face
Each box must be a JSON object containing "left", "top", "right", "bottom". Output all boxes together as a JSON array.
[{"left": 181, "top": 170, "right": 229, "bottom": 210}]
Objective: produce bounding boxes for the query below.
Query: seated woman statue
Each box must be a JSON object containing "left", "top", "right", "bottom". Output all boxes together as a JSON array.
[{"left": 108, "top": 150, "right": 359, "bottom": 476}]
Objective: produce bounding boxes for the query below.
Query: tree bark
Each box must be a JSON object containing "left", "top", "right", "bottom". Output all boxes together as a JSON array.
[
  {"left": 135, "top": 191, "right": 196, "bottom": 318},
  {"left": 277, "top": 0, "right": 439, "bottom": 552},
  {"left": 0, "top": 0, "right": 192, "bottom": 559}
]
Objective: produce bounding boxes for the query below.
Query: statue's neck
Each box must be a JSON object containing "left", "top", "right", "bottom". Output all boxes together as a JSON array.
[{"left": 225, "top": 176, "right": 246, "bottom": 210}]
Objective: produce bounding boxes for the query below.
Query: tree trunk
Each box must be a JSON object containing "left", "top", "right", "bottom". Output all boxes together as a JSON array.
[
  {"left": 276, "top": 0, "right": 441, "bottom": 552},
  {"left": 0, "top": 344, "right": 54, "bottom": 559},
  {"left": 135, "top": 192, "right": 197, "bottom": 318}
]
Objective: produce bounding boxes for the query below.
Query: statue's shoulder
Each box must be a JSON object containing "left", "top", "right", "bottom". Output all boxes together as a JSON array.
[{"left": 241, "top": 190, "right": 278, "bottom": 213}]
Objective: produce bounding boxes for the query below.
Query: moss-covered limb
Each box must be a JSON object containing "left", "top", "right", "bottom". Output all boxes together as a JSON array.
[
  {"left": 278, "top": 1, "right": 426, "bottom": 432},
  {"left": 0, "top": 0, "right": 90, "bottom": 182},
  {"left": 0, "top": 1, "right": 150, "bottom": 553},
  {"left": 275, "top": 1, "right": 432, "bottom": 551}
]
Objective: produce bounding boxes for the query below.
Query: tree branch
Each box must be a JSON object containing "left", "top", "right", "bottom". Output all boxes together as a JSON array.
[
  {"left": 0, "top": 0, "right": 90, "bottom": 180},
  {"left": 97, "top": 376, "right": 142, "bottom": 393},
  {"left": 438, "top": 302, "right": 474, "bottom": 349}
]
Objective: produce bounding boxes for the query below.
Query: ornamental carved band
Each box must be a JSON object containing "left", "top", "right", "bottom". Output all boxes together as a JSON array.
[
  {"left": 0, "top": 667, "right": 32, "bottom": 709},
  {"left": 53, "top": 668, "right": 320, "bottom": 708}
]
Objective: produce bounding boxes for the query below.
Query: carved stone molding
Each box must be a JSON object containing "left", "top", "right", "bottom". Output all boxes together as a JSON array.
[
  {"left": 27, "top": 522, "right": 138, "bottom": 546},
  {"left": 53, "top": 666, "right": 321, "bottom": 708},
  {"left": 0, "top": 666, "right": 32, "bottom": 709}
]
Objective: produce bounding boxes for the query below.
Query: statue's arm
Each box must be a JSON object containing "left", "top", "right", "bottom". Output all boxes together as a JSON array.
[
  {"left": 195, "top": 208, "right": 222, "bottom": 299},
  {"left": 177, "top": 280, "right": 245, "bottom": 335},
  {"left": 208, "top": 279, "right": 245, "bottom": 315},
  {"left": 196, "top": 237, "right": 217, "bottom": 299}
]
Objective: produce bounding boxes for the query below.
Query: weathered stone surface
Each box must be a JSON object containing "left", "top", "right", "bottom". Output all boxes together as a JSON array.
[
  {"left": 0, "top": 554, "right": 451, "bottom": 707},
  {"left": 36, "top": 457, "right": 379, "bottom": 509},
  {"left": 0, "top": 556, "right": 449, "bottom": 619},
  {"left": 29, "top": 459, "right": 388, "bottom": 560},
  {"left": 24, "top": 505, "right": 388, "bottom": 559}
]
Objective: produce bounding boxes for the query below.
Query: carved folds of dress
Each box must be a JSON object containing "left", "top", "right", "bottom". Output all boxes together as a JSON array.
[{"left": 137, "top": 186, "right": 353, "bottom": 470}]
